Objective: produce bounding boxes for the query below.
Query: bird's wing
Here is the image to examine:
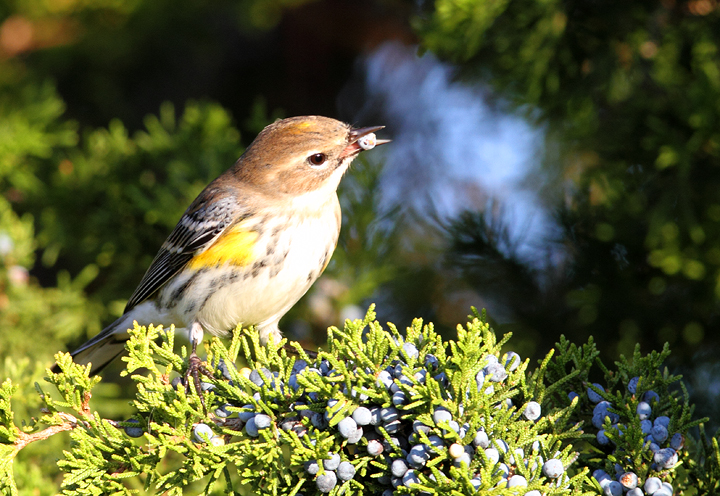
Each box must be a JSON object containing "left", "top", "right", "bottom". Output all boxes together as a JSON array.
[{"left": 124, "top": 189, "right": 247, "bottom": 312}]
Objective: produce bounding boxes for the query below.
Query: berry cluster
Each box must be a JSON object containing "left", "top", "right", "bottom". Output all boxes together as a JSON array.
[
  {"left": 295, "top": 347, "right": 564, "bottom": 494},
  {"left": 581, "top": 378, "right": 684, "bottom": 496},
  {"left": 139, "top": 317, "right": 583, "bottom": 496},
  {"left": 109, "top": 313, "right": 703, "bottom": 496},
  {"left": 249, "top": 350, "right": 564, "bottom": 494}
]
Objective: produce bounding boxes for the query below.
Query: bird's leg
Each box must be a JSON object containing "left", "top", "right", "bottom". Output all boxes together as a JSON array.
[{"left": 184, "top": 321, "right": 214, "bottom": 411}]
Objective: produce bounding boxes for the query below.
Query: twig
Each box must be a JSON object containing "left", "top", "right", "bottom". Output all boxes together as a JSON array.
[{"left": 13, "top": 412, "right": 83, "bottom": 451}]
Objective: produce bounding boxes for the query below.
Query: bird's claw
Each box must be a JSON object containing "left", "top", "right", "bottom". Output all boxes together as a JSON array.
[{"left": 184, "top": 350, "right": 214, "bottom": 412}]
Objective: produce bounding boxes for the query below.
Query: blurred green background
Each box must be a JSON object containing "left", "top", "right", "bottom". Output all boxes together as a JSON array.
[{"left": 1, "top": 0, "right": 720, "bottom": 491}]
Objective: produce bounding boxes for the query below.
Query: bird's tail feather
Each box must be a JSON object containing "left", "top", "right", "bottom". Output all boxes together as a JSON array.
[{"left": 52, "top": 315, "right": 132, "bottom": 375}]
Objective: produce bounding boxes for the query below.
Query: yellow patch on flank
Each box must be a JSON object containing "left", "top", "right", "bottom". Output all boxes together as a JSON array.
[{"left": 187, "top": 226, "right": 258, "bottom": 269}]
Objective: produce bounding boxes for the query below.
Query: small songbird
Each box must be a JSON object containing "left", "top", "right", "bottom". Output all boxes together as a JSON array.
[{"left": 62, "top": 116, "right": 388, "bottom": 385}]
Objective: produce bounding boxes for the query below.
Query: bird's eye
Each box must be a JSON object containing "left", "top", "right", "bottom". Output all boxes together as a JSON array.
[{"left": 308, "top": 153, "right": 327, "bottom": 167}]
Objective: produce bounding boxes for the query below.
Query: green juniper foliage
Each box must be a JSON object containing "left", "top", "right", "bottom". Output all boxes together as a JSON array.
[{"left": 0, "top": 306, "right": 717, "bottom": 495}]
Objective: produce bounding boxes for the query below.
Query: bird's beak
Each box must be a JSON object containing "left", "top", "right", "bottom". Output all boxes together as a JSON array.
[{"left": 341, "top": 125, "right": 391, "bottom": 158}]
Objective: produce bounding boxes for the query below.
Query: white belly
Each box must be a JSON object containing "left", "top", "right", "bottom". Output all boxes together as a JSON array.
[{"left": 158, "top": 204, "right": 340, "bottom": 342}]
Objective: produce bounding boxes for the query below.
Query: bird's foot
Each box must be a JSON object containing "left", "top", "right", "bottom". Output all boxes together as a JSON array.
[{"left": 184, "top": 349, "right": 214, "bottom": 412}]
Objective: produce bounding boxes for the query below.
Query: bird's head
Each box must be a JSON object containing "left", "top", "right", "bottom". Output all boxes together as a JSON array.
[{"left": 233, "top": 116, "right": 389, "bottom": 200}]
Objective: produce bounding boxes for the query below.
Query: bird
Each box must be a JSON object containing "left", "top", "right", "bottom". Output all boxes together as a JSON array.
[{"left": 59, "top": 115, "right": 388, "bottom": 389}]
